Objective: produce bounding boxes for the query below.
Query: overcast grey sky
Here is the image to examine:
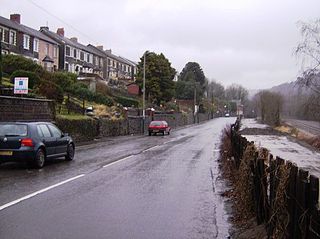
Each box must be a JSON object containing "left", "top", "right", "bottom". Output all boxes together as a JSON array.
[{"left": 1, "top": 0, "right": 320, "bottom": 89}]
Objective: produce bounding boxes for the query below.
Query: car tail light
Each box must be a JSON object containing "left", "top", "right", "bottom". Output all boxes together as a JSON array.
[{"left": 21, "top": 138, "right": 34, "bottom": 147}]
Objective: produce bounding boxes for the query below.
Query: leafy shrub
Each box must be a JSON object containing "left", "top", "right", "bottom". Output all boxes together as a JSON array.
[
  {"left": 3, "top": 54, "right": 44, "bottom": 75},
  {"left": 68, "top": 84, "right": 113, "bottom": 106},
  {"left": 51, "top": 72, "right": 77, "bottom": 89},
  {"left": 10, "top": 70, "right": 41, "bottom": 89},
  {"left": 37, "top": 80, "right": 64, "bottom": 103},
  {"left": 94, "top": 93, "right": 113, "bottom": 106},
  {"left": 96, "top": 81, "right": 112, "bottom": 96},
  {"left": 115, "top": 96, "right": 139, "bottom": 107}
]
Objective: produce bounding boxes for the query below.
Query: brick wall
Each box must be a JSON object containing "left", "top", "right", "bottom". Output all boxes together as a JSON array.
[{"left": 0, "top": 96, "right": 55, "bottom": 122}]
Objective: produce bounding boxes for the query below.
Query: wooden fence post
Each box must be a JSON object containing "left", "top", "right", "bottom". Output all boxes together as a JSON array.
[
  {"left": 286, "top": 162, "right": 298, "bottom": 238},
  {"left": 293, "top": 169, "right": 309, "bottom": 239},
  {"left": 308, "top": 175, "right": 320, "bottom": 238},
  {"left": 268, "top": 155, "right": 276, "bottom": 237}
]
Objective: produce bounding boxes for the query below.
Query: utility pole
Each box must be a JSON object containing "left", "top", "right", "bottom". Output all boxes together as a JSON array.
[
  {"left": 143, "top": 52, "right": 146, "bottom": 119},
  {"left": 142, "top": 52, "right": 146, "bottom": 134},
  {"left": 0, "top": 40, "right": 2, "bottom": 87},
  {"left": 194, "top": 82, "right": 197, "bottom": 123}
]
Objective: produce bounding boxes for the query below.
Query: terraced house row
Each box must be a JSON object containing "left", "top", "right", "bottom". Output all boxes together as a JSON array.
[{"left": 0, "top": 13, "right": 137, "bottom": 82}]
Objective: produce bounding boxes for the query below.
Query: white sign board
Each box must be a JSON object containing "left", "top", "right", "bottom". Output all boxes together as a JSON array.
[{"left": 14, "top": 77, "right": 29, "bottom": 94}]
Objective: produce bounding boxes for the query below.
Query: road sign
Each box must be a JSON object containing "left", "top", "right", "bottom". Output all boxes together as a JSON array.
[{"left": 14, "top": 77, "right": 28, "bottom": 94}]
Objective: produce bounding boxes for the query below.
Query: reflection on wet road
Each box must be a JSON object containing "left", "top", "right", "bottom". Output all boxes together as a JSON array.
[{"left": 0, "top": 118, "right": 235, "bottom": 239}]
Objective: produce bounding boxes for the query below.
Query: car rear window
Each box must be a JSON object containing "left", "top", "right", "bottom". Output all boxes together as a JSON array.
[
  {"left": 0, "top": 124, "right": 28, "bottom": 136},
  {"left": 150, "top": 121, "right": 163, "bottom": 126}
]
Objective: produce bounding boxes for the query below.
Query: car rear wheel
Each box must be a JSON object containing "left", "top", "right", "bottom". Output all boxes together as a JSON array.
[
  {"left": 34, "top": 148, "right": 46, "bottom": 169},
  {"left": 168, "top": 131, "right": 170, "bottom": 135},
  {"left": 149, "top": 131, "right": 151, "bottom": 136},
  {"left": 65, "top": 144, "right": 75, "bottom": 161},
  {"left": 162, "top": 131, "right": 165, "bottom": 136}
]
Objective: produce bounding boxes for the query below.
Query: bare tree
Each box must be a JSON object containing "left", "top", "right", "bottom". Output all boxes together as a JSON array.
[
  {"left": 257, "top": 91, "right": 283, "bottom": 126},
  {"left": 295, "top": 19, "right": 320, "bottom": 93}
]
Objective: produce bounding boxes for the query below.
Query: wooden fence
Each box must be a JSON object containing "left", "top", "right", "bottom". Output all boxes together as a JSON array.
[{"left": 231, "top": 120, "right": 320, "bottom": 238}]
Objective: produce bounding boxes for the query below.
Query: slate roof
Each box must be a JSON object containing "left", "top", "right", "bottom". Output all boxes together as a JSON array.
[
  {"left": 87, "top": 44, "right": 131, "bottom": 65},
  {"left": 118, "top": 56, "right": 137, "bottom": 66},
  {"left": 41, "top": 28, "right": 96, "bottom": 54},
  {"left": 86, "top": 44, "right": 106, "bottom": 58},
  {"left": 0, "top": 16, "right": 58, "bottom": 45}
]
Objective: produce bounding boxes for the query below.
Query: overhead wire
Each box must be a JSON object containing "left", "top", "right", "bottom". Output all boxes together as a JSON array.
[{"left": 25, "top": 0, "right": 99, "bottom": 45}]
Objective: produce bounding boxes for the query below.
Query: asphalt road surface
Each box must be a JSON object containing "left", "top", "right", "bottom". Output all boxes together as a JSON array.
[
  {"left": 284, "top": 119, "right": 320, "bottom": 136},
  {"left": 0, "top": 117, "right": 235, "bottom": 239}
]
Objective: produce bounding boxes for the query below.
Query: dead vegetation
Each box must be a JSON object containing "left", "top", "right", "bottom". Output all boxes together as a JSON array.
[
  {"left": 219, "top": 125, "right": 268, "bottom": 238},
  {"left": 275, "top": 124, "right": 320, "bottom": 150}
]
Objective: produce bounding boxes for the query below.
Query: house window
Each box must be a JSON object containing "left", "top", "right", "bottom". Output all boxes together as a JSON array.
[
  {"left": 66, "top": 46, "right": 71, "bottom": 56},
  {"left": 86, "top": 53, "right": 89, "bottom": 62},
  {"left": 0, "top": 27, "right": 3, "bottom": 42},
  {"left": 45, "top": 43, "right": 49, "bottom": 55},
  {"left": 89, "top": 54, "right": 93, "bottom": 64},
  {"left": 33, "top": 38, "right": 39, "bottom": 52},
  {"left": 23, "top": 34, "right": 30, "bottom": 50},
  {"left": 53, "top": 46, "right": 58, "bottom": 57},
  {"left": 77, "top": 50, "right": 80, "bottom": 59},
  {"left": 73, "top": 49, "right": 77, "bottom": 58},
  {"left": 9, "top": 30, "right": 16, "bottom": 45},
  {"left": 80, "top": 51, "right": 84, "bottom": 61},
  {"left": 3, "top": 28, "right": 9, "bottom": 43},
  {"left": 108, "top": 59, "right": 111, "bottom": 66}
]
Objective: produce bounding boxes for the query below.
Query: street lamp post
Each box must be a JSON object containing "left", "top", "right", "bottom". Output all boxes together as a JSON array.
[
  {"left": 143, "top": 52, "right": 146, "bottom": 119},
  {"left": 0, "top": 40, "right": 2, "bottom": 87},
  {"left": 142, "top": 52, "right": 146, "bottom": 134}
]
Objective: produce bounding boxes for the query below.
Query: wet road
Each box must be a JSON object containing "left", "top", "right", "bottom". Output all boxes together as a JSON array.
[
  {"left": 0, "top": 118, "right": 235, "bottom": 239},
  {"left": 284, "top": 119, "right": 320, "bottom": 136}
]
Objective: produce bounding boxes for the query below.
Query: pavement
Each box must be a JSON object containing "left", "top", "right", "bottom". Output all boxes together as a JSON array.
[{"left": 0, "top": 117, "right": 235, "bottom": 239}]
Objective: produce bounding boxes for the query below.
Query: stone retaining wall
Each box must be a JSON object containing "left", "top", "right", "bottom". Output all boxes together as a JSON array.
[{"left": 0, "top": 96, "right": 55, "bottom": 122}]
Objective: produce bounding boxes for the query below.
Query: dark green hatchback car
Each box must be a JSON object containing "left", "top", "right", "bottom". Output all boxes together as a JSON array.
[{"left": 0, "top": 122, "right": 75, "bottom": 168}]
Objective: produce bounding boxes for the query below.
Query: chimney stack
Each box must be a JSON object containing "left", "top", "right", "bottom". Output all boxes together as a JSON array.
[
  {"left": 70, "top": 37, "right": 78, "bottom": 43},
  {"left": 97, "top": 45, "right": 104, "bottom": 51},
  {"left": 10, "top": 14, "right": 21, "bottom": 24},
  {"left": 57, "top": 28, "right": 64, "bottom": 37},
  {"left": 40, "top": 26, "right": 49, "bottom": 31}
]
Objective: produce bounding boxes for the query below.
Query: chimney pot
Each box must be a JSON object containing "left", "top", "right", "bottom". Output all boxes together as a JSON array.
[
  {"left": 10, "top": 14, "right": 21, "bottom": 24},
  {"left": 40, "top": 26, "right": 49, "bottom": 31},
  {"left": 57, "top": 28, "right": 65, "bottom": 37},
  {"left": 70, "top": 37, "right": 78, "bottom": 43}
]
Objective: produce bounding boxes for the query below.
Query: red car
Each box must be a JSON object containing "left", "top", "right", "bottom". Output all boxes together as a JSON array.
[{"left": 148, "top": 121, "right": 171, "bottom": 136}]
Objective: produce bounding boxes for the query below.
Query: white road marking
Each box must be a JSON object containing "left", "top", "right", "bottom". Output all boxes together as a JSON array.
[
  {"left": 142, "top": 145, "right": 159, "bottom": 152},
  {"left": 163, "top": 140, "right": 174, "bottom": 145},
  {"left": 213, "top": 149, "right": 220, "bottom": 152},
  {"left": 0, "top": 174, "right": 85, "bottom": 211},
  {"left": 103, "top": 155, "right": 133, "bottom": 168}
]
